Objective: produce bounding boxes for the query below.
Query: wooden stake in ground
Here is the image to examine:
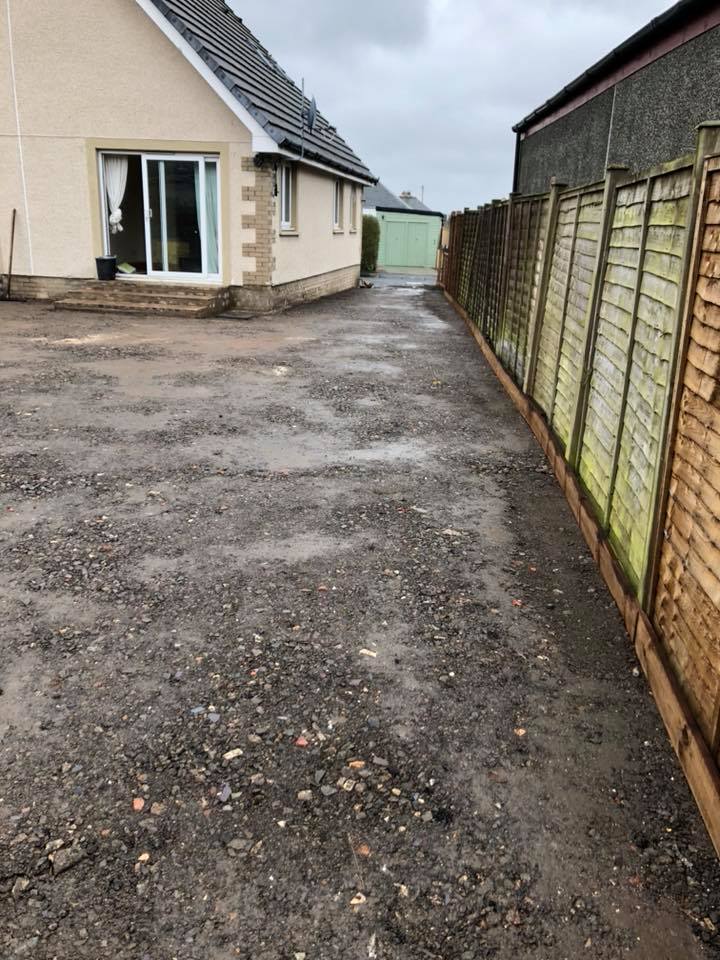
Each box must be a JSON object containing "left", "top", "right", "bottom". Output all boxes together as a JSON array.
[{"left": 5, "top": 208, "right": 17, "bottom": 301}]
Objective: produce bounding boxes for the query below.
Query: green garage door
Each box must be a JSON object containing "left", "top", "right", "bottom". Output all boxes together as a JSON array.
[
  {"left": 386, "top": 220, "right": 429, "bottom": 267},
  {"left": 378, "top": 213, "right": 441, "bottom": 270}
]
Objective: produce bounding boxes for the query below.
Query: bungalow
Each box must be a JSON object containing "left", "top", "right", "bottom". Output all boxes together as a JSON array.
[
  {"left": 363, "top": 182, "right": 443, "bottom": 274},
  {"left": 0, "top": 0, "right": 375, "bottom": 314}
]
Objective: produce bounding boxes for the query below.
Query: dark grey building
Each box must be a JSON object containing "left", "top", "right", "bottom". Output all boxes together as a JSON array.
[{"left": 513, "top": 0, "right": 720, "bottom": 196}]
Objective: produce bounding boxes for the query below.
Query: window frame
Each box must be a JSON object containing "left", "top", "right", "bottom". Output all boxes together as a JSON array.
[
  {"left": 333, "top": 178, "right": 344, "bottom": 231},
  {"left": 279, "top": 162, "right": 296, "bottom": 232},
  {"left": 349, "top": 184, "right": 358, "bottom": 232}
]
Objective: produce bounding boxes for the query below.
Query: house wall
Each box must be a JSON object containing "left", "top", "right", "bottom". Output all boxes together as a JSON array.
[
  {"left": 272, "top": 167, "right": 362, "bottom": 287},
  {"left": 0, "top": 0, "right": 258, "bottom": 285},
  {"left": 516, "top": 25, "right": 720, "bottom": 196}
]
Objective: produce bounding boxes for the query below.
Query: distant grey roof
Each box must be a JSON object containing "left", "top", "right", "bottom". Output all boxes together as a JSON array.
[
  {"left": 401, "top": 195, "right": 432, "bottom": 212},
  {"left": 363, "top": 182, "right": 406, "bottom": 210},
  {"left": 364, "top": 182, "right": 444, "bottom": 217},
  {"left": 146, "top": 0, "right": 374, "bottom": 182}
]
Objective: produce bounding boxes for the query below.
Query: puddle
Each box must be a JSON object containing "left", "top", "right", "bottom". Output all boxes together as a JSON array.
[{"left": 349, "top": 440, "right": 429, "bottom": 463}]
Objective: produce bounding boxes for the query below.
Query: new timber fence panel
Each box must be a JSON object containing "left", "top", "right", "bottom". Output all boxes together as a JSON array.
[
  {"left": 578, "top": 178, "right": 649, "bottom": 516},
  {"left": 655, "top": 158, "right": 720, "bottom": 760},
  {"left": 608, "top": 164, "right": 694, "bottom": 587}
]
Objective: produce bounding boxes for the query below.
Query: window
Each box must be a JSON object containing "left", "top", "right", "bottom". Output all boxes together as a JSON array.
[
  {"left": 333, "top": 179, "right": 344, "bottom": 230},
  {"left": 280, "top": 162, "right": 295, "bottom": 231},
  {"left": 350, "top": 185, "right": 358, "bottom": 231}
]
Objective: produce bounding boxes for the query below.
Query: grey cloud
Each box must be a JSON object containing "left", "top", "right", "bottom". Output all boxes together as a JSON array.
[
  {"left": 231, "top": 1, "right": 431, "bottom": 53},
  {"left": 231, "top": 1, "right": 670, "bottom": 212}
]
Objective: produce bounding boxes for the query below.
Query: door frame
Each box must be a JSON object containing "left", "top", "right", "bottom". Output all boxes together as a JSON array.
[{"left": 98, "top": 149, "right": 222, "bottom": 282}]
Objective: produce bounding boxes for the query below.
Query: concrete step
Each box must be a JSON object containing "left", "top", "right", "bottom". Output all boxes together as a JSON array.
[
  {"left": 81, "top": 280, "right": 224, "bottom": 298},
  {"left": 53, "top": 297, "right": 219, "bottom": 318},
  {"left": 65, "top": 289, "right": 218, "bottom": 307},
  {"left": 53, "top": 281, "right": 230, "bottom": 318}
]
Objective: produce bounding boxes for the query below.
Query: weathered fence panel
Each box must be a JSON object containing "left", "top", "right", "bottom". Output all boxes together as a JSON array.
[
  {"left": 608, "top": 165, "right": 694, "bottom": 585},
  {"left": 552, "top": 187, "right": 605, "bottom": 448},
  {"left": 655, "top": 159, "right": 720, "bottom": 760},
  {"left": 533, "top": 191, "right": 580, "bottom": 417},
  {"left": 578, "top": 178, "right": 649, "bottom": 519},
  {"left": 531, "top": 184, "right": 606, "bottom": 451},
  {"left": 497, "top": 195, "right": 549, "bottom": 385},
  {"left": 440, "top": 129, "right": 720, "bottom": 854}
]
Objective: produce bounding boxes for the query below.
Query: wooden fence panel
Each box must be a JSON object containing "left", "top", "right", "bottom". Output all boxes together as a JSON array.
[
  {"left": 485, "top": 202, "right": 509, "bottom": 346},
  {"left": 533, "top": 192, "right": 581, "bottom": 417},
  {"left": 440, "top": 134, "right": 720, "bottom": 854},
  {"left": 497, "top": 200, "right": 525, "bottom": 369},
  {"left": 520, "top": 199, "right": 550, "bottom": 385},
  {"left": 458, "top": 212, "right": 475, "bottom": 310},
  {"left": 578, "top": 179, "right": 649, "bottom": 515},
  {"left": 498, "top": 196, "right": 549, "bottom": 383},
  {"left": 448, "top": 213, "right": 463, "bottom": 300},
  {"left": 552, "top": 188, "right": 606, "bottom": 448},
  {"left": 655, "top": 163, "right": 720, "bottom": 756},
  {"left": 444, "top": 204, "right": 510, "bottom": 346},
  {"left": 609, "top": 166, "right": 694, "bottom": 584}
]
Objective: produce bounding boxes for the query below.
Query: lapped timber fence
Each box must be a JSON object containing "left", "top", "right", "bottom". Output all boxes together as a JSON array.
[{"left": 441, "top": 123, "right": 720, "bottom": 856}]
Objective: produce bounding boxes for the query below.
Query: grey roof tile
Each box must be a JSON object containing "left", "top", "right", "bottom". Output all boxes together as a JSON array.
[
  {"left": 364, "top": 182, "right": 443, "bottom": 216},
  {"left": 146, "top": 0, "right": 374, "bottom": 181},
  {"left": 363, "top": 181, "right": 405, "bottom": 210},
  {"left": 401, "top": 195, "right": 433, "bottom": 212}
]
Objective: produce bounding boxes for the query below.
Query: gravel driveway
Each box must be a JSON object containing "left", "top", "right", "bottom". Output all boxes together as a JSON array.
[{"left": 1, "top": 287, "right": 718, "bottom": 959}]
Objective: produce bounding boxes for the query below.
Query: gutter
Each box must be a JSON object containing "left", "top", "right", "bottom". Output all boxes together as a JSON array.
[
  {"left": 375, "top": 205, "right": 445, "bottom": 218},
  {"left": 512, "top": 129, "right": 521, "bottom": 194}
]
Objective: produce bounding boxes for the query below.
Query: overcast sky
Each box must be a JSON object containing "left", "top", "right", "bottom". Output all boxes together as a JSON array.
[{"left": 231, "top": 1, "right": 669, "bottom": 213}]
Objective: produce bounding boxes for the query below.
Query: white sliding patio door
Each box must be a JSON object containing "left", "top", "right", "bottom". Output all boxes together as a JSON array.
[{"left": 141, "top": 154, "right": 220, "bottom": 280}]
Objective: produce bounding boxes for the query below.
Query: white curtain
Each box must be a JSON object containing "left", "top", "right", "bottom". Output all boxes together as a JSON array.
[
  {"left": 193, "top": 163, "right": 202, "bottom": 241},
  {"left": 104, "top": 155, "right": 128, "bottom": 235},
  {"left": 205, "top": 163, "right": 219, "bottom": 275},
  {"left": 194, "top": 161, "right": 219, "bottom": 275}
]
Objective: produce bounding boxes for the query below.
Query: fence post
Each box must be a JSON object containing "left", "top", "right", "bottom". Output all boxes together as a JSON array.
[
  {"left": 641, "top": 121, "right": 720, "bottom": 611},
  {"left": 523, "top": 180, "right": 563, "bottom": 396},
  {"left": 566, "top": 165, "right": 628, "bottom": 469},
  {"left": 488, "top": 200, "right": 507, "bottom": 344},
  {"left": 495, "top": 193, "right": 518, "bottom": 357}
]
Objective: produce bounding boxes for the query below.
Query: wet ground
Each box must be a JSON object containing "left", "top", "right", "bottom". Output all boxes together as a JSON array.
[
  {"left": 0, "top": 286, "right": 718, "bottom": 960},
  {"left": 366, "top": 272, "right": 438, "bottom": 289}
]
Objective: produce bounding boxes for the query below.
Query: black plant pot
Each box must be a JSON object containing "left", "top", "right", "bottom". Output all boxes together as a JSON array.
[{"left": 96, "top": 256, "right": 117, "bottom": 282}]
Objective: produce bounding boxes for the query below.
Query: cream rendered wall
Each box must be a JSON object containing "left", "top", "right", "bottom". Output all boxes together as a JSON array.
[
  {"left": 0, "top": 0, "right": 254, "bottom": 282},
  {"left": 273, "top": 167, "right": 362, "bottom": 286}
]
